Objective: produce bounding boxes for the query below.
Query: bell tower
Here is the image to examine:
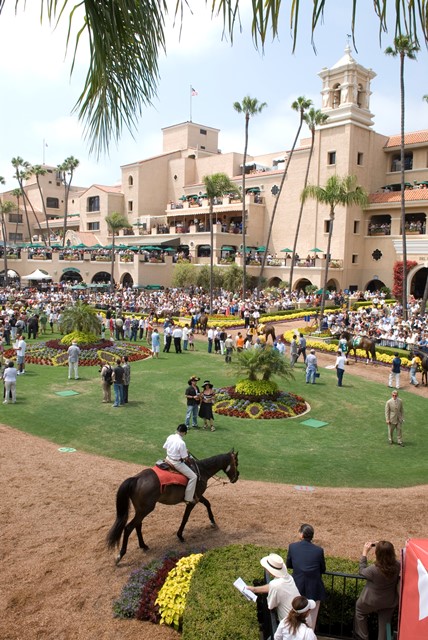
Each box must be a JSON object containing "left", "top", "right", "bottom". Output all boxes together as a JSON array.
[{"left": 318, "top": 45, "right": 376, "bottom": 129}]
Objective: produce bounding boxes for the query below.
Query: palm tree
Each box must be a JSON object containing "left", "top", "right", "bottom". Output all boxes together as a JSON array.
[
  {"left": 31, "top": 165, "right": 51, "bottom": 246},
  {"left": 301, "top": 175, "right": 368, "bottom": 323},
  {"left": 7, "top": 2, "right": 427, "bottom": 155},
  {"left": 202, "top": 172, "right": 239, "bottom": 312},
  {"left": 105, "top": 212, "right": 132, "bottom": 292},
  {"left": 61, "top": 301, "right": 102, "bottom": 336},
  {"left": 11, "top": 157, "right": 32, "bottom": 241},
  {"left": 0, "top": 176, "right": 14, "bottom": 286},
  {"left": 258, "top": 96, "right": 312, "bottom": 287},
  {"left": 288, "top": 107, "right": 329, "bottom": 291},
  {"left": 58, "top": 157, "right": 80, "bottom": 247},
  {"left": 233, "top": 96, "right": 267, "bottom": 301},
  {"left": 232, "top": 346, "right": 294, "bottom": 383},
  {"left": 385, "top": 36, "right": 419, "bottom": 320}
]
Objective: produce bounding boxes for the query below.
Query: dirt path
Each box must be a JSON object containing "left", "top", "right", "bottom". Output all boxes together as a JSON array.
[{"left": 1, "top": 322, "right": 426, "bottom": 639}]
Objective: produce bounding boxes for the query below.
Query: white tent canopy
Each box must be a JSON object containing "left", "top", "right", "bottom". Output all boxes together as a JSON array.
[{"left": 21, "top": 269, "right": 52, "bottom": 280}]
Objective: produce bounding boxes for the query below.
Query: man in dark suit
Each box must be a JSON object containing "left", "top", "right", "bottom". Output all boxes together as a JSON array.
[{"left": 286, "top": 523, "right": 326, "bottom": 630}]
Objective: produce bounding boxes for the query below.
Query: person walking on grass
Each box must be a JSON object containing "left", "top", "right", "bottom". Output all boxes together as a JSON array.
[
  {"left": 388, "top": 353, "right": 401, "bottom": 389},
  {"left": 385, "top": 390, "right": 404, "bottom": 447},
  {"left": 122, "top": 355, "right": 131, "bottom": 403},
  {"left": 184, "top": 376, "right": 200, "bottom": 428},
  {"left": 290, "top": 336, "right": 299, "bottom": 368},
  {"left": 14, "top": 334, "right": 26, "bottom": 375},
  {"left": 199, "top": 380, "right": 216, "bottom": 431},
  {"left": 335, "top": 350, "right": 346, "bottom": 387},
  {"left": 67, "top": 340, "right": 80, "bottom": 380},
  {"left": 3, "top": 361, "right": 18, "bottom": 404},
  {"left": 151, "top": 327, "right": 160, "bottom": 359},
  {"left": 112, "top": 358, "right": 124, "bottom": 407}
]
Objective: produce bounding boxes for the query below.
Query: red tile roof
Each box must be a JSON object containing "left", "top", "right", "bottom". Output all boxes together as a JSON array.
[
  {"left": 384, "top": 130, "right": 428, "bottom": 148},
  {"left": 369, "top": 187, "right": 428, "bottom": 204}
]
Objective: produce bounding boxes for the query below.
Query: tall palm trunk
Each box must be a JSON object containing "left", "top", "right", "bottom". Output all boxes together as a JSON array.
[
  {"left": 209, "top": 199, "right": 214, "bottom": 313},
  {"left": 110, "top": 233, "right": 116, "bottom": 292},
  {"left": 319, "top": 206, "right": 335, "bottom": 322},
  {"left": 241, "top": 115, "right": 249, "bottom": 300},
  {"left": 419, "top": 273, "right": 428, "bottom": 316},
  {"left": 22, "top": 190, "right": 46, "bottom": 243},
  {"left": 399, "top": 51, "right": 408, "bottom": 320},
  {"left": 289, "top": 130, "right": 316, "bottom": 290},
  {"left": 258, "top": 118, "right": 304, "bottom": 287},
  {"left": 0, "top": 210, "right": 8, "bottom": 286}
]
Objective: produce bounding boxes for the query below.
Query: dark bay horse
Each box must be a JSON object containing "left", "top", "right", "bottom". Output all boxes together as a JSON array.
[
  {"left": 411, "top": 348, "right": 428, "bottom": 385},
  {"left": 340, "top": 331, "right": 377, "bottom": 363},
  {"left": 258, "top": 323, "right": 276, "bottom": 343},
  {"left": 195, "top": 313, "right": 209, "bottom": 334},
  {"left": 107, "top": 450, "right": 239, "bottom": 564}
]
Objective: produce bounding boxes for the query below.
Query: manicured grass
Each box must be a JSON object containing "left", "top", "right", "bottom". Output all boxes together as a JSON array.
[{"left": 4, "top": 333, "right": 427, "bottom": 488}]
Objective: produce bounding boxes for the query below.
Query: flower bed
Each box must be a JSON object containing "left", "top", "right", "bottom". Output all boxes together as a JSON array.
[
  {"left": 4, "top": 339, "right": 152, "bottom": 366},
  {"left": 214, "top": 386, "right": 308, "bottom": 419}
]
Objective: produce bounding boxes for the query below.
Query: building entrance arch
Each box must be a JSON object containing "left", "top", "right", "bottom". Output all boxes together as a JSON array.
[
  {"left": 60, "top": 270, "right": 83, "bottom": 284},
  {"left": 92, "top": 271, "right": 112, "bottom": 285},
  {"left": 326, "top": 278, "right": 340, "bottom": 291},
  {"left": 410, "top": 266, "right": 428, "bottom": 299},
  {"left": 121, "top": 272, "right": 134, "bottom": 288},
  {"left": 267, "top": 276, "right": 282, "bottom": 288},
  {"left": 365, "top": 278, "right": 386, "bottom": 292},
  {"left": 294, "top": 278, "right": 313, "bottom": 293}
]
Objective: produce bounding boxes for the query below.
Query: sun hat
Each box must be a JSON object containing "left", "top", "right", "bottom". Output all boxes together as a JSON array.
[
  {"left": 260, "top": 553, "right": 290, "bottom": 579},
  {"left": 202, "top": 380, "right": 213, "bottom": 388},
  {"left": 190, "top": 375, "right": 200, "bottom": 381},
  {"left": 293, "top": 598, "right": 316, "bottom": 614}
]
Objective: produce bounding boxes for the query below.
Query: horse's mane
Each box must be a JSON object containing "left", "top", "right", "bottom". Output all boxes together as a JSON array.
[{"left": 193, "top": 451, "right": 233, "bottom": 466}]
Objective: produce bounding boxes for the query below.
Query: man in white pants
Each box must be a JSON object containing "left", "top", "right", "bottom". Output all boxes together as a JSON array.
[
  {"left": 67, "top": 340, "right": 81, "bottom": 380},
  {"left": 163, "top": 424, "right": 198, "bottom": 505}
]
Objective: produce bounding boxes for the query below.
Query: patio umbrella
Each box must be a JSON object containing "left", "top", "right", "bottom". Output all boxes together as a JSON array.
[
  {"left": 310, "top": 248, "right": 323, "bottom": 253},
  {"left": 280, "top": 248, "right": 293, "bottom": 253},
  {"left": 255, "top": 246, "right": 266, "bottom": 252},
  {"left": 163, "top": 247, "right": 176, "bottom": 252}
]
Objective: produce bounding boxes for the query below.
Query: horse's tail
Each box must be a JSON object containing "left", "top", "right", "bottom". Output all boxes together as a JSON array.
[{"left": 106, "top": 476, "right": 137, "bottom": 549}]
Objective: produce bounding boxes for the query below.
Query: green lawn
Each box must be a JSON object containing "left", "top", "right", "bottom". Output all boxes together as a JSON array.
[{"left": 4, "top": 334, "right": 427, "bottom": 488}]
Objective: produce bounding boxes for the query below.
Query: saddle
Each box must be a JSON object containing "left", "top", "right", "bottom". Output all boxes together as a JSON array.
[{"left": 152, "top": 462, "right": 188, "bottom": 492}]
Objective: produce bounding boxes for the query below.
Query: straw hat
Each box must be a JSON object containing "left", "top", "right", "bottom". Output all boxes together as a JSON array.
[{"left": 260, "top": 553, "right": 290, "bottom": 579}]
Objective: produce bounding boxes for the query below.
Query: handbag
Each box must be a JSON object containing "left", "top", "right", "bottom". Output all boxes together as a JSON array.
[{"left": 315, "top": 372, "right": 320, "bottom": 378}]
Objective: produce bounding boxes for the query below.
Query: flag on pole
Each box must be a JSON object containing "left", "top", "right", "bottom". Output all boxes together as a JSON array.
[{"left": 191, "top": 87, "right": 198, "bottom": 96}]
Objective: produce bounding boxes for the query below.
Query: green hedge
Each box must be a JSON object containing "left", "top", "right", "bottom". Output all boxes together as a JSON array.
[{"left": 183, "top": 545, "right": 362, "bottom": 640}]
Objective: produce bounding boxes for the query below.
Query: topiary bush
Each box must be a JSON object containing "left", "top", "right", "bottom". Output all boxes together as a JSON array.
[{"left": 60, "top": 331, "right": 99, "bottom": 345}]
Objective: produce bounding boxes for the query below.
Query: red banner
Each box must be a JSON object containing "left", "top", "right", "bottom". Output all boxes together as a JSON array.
[{"left": 399, "top": 539, "right": 428, "bottom": 639}]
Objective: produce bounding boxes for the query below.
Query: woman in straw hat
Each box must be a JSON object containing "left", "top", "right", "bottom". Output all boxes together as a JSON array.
[
  {"left": 246, "top": 553, "right": 300, "bottom": 622},
  {"left": 199, "top": 380, "right": 216, "bottom": 431},
  {"left": 274, "top": 595, "right": 317, "bottom": 640}
]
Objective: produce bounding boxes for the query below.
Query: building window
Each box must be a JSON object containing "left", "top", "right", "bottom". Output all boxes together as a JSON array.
[
  {"left": 332, "top": 84, "right": 341, "bottom": 107},
  {"left": 357, "top": 152, "right": 364, "bottom": 166},
  {"left": 128, "top": 200, "right": 133, "bottom": 212},
  {"left": 87, "top": 221, "right": 100, "bottom": 231},
  {"left": 200, "top": 145, "right": 206, "bottom": 150},
  {"left": 46, "top": 197, "right": 59, "bottom": 208},
  {"left": 128, "top": 176, "right": 133, "bottom": 186},
  {"left": 8, "top": 213, "right": 23, "bottom": 224},
  {"left": 328, "top": 151, "right": 336, "bottom": 165},
  {"left": 324, "top": 220, "right": 331, "bottom": 233},
  {"left": 9, "top": 232, "right": 23, "bottom": 242},
  {"left": 87, "top": 196, "right": 100, "bottom": 212},
  {"left": 56, "top": 171, "right": 62, "bottom": 181},
  {"left": 200, "top": 129, "right": 207, "bottom": 135},
  {"left": 353, "top": 220, "right": 360, "bottom": 234},
  {"left": 352, "top": 254, "right": 358, "bottom": 264},
  {"left": 391, "top": 152, "right": 413, "bottom": 172}
]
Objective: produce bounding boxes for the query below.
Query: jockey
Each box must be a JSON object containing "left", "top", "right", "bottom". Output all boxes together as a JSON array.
[{"left": 163, "top": 424, "right": 198, "bottom": 505}]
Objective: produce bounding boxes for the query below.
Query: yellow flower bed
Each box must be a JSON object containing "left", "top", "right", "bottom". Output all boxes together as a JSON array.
[{"left": 156, "top": 553, "right": 203, "bottom": 629}]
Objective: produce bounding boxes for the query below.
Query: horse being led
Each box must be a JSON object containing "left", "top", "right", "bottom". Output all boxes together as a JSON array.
[
  {"left": 107, "top": 450, "right": 239, "bottom": 564},
  {"left": 340, "top": 330, "right": 377, "bottom": 364},
  {"left": 411, "top": 348, "right": 428, "bottom": 386}
]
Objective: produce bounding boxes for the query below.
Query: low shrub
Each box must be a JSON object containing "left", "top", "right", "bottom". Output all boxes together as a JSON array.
[
  {"left": 235, "top": 379, "right": 278, "bottom": 396},
  {"left": 60, "top": 331, "right": 99, "bottom": 345},
  {"left": 156, "top": 553, "right": 203, "bottom": 629}
]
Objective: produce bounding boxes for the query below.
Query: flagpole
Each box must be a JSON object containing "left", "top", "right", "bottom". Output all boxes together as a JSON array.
[
  {"left": 189, "top": 85, "right": 192, "bottom": 122},
  {"left": 43, "top": 139, "right": 46, "bottom": 164}
]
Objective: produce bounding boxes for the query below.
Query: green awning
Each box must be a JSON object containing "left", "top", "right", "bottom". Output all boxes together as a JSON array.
[
  {"left": 280, "top": 248, "right": 293, "bottom": 253},
  {"left": 310, "top": 248, "right": 323, "bottom": 253},
  {"left": 255, "top": 246, "right": 266, "bottom": 252},
  {"left": 246, "top": 187, "right": 261, "bottom": 193}
]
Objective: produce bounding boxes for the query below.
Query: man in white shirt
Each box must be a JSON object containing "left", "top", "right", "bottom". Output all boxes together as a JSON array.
[
  {"left": 207, "top": 327, "right": 214, "bottom": 353},
  {"left": 67, "top": 340, "right": 81, "bottom": 380},
  {"left": 163, "top": 424, "right": 197, "bottom": 504},
  {"left": 335, "top": 350, "right": 347, "bottom": 387},
  {"left": 14, "top": 334, "right": 27, "bottom": 375}
]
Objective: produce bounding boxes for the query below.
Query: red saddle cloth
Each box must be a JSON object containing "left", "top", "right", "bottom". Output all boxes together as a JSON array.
[{"left": 152, "top": 466, "right": 188, "bottom": 492}]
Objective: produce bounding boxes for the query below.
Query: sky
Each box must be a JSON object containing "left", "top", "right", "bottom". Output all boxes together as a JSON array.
[{"left": 0, "top": 1, "right": 426, "bottom": 191}]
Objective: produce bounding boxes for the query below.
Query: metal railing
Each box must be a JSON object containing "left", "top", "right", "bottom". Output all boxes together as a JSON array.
[{"left": 259, "top": 570, "right": 397, "bottom": 640}]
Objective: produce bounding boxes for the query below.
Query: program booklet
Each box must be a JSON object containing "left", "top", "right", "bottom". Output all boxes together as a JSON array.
[{"left": 233, "top": 577, "right": 257, "bottom": 602}]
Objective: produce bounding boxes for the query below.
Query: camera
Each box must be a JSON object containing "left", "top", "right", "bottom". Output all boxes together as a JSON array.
[{"left": 370, "top": 543, "right": 376, "bottom": 547}]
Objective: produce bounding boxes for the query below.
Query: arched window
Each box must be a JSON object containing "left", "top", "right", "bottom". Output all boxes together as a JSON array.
[
  {"left": 197, "top": 245, "right": 211, "bottom": 257},
  {"left": 128, "top": 175, "right": 134, "bottom": 186},
  {"left": 357, "top": 83, "right": 364, "bottom": 108}
]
